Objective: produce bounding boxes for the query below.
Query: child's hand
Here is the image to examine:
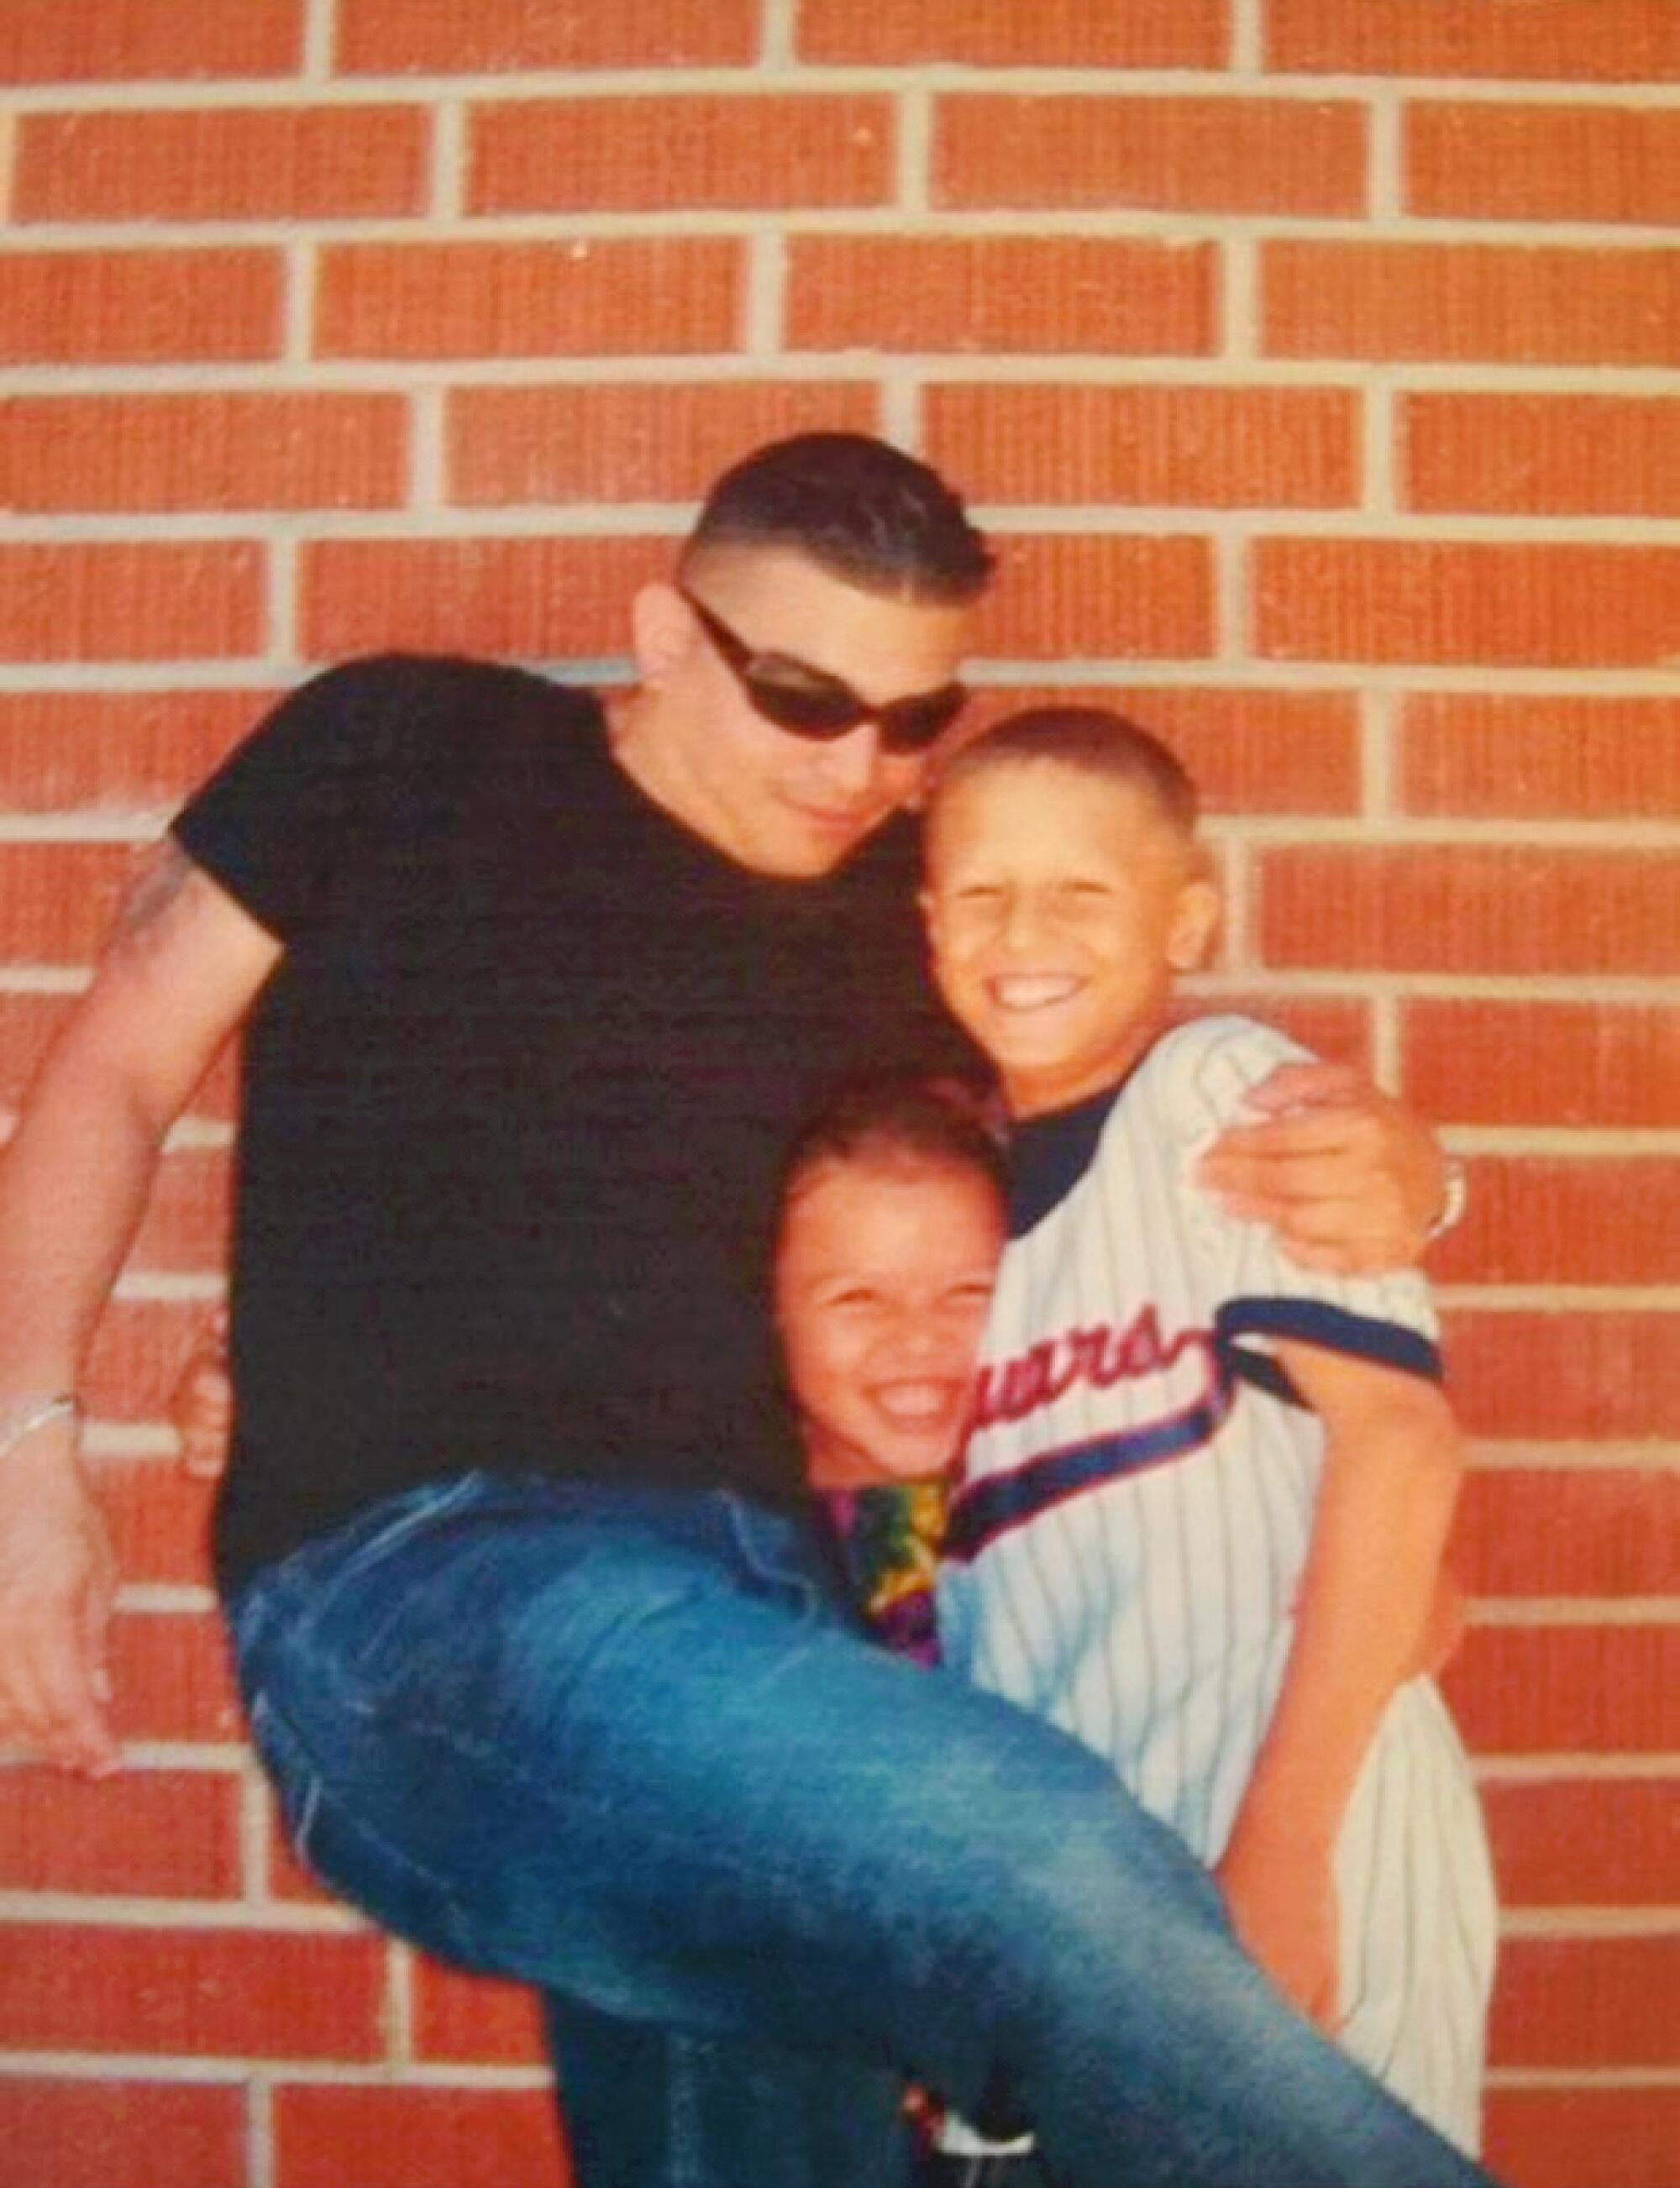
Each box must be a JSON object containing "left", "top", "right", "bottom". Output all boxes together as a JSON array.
[
  {"left": 1215, "top": 1831, "right": 1341, "bottom": 2033},
  {"left": 172, "top": 1309, "right": 233, "bottom": 1481}
]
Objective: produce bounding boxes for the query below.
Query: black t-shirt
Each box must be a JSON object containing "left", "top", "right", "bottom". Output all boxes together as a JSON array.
[{"left": 174, "top": 653, "right": 970, "bottom": 1589}]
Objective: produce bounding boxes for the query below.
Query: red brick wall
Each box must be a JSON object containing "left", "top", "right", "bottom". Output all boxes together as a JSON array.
[{"left": 1, "top": 3, "right": 1675, "bottom": 2182}]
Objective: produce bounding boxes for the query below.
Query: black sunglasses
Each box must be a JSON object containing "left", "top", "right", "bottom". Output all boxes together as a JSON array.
[{"left": 680, "top": 588, "right": 967, "bottom": 754}]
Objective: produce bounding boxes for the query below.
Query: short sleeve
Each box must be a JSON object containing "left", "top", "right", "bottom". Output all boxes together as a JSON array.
[
  {"left": 1157, "top": 1016, "right": 1442, "bottom": 1401},
  {"left": 171, "top": 656, "right": 418, "bottom": 942}
]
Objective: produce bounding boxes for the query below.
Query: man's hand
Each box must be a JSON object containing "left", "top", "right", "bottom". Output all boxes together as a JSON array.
[
  {"left": 0, "top": 1423, "right": 120, "bottom": 1776},
  {"left": 174, "top": 1309, "right": 233, "bottom": 1482},
  {"left": 1215, "top": 1829, "right": 1341, "bottom": 2033},
  {"left": 1196, "top": 1059, "right": 1446, "bottom": 1275}
]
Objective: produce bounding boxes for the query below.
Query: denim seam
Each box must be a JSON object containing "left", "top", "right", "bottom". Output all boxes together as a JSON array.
[{"left": 253, "top": 1686, "right": 495, "bottom": 1963}]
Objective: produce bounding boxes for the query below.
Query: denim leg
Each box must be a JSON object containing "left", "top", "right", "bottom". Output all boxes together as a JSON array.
[
  {"left": 543, "top": 1990, "right": 916, "bottom": 2188},
  {"left": 231, "top": 1474, "right": 1496, "bottom": 2188}
]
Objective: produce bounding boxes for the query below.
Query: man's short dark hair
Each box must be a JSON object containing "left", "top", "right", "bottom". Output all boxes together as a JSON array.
[
  {"left": 932, "top": 706, "right": 1200, "bottom": 838},
  {"left": 685, "top": 433, "right": 994, "bottom": 605},
  {"left": 773, "top": 1068, "right": 1005, "bottom": 1257}
]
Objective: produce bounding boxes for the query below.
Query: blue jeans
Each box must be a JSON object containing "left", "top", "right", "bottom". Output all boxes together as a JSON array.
[{"left": 228, "top": 1472, "right": 1497, "bottom": 2188}]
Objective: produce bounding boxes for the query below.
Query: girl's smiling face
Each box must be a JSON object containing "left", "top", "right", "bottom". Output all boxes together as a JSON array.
[{"left": 774, "top": 1156, "right": 1004, "bottom": 1489}]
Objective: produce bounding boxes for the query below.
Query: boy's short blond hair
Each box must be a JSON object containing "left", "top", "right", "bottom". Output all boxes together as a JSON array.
[{"left": 931, "top": 706, "right": 1200, "bottom": 839}]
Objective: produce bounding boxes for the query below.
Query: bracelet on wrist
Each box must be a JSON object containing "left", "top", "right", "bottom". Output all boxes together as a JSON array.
[{"left": 0, "top": 1393, "right": 80, "bottom": 1463}]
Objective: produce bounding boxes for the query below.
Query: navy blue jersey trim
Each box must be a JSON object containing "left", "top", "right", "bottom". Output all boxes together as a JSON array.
[
  {"left": 1005, "top": 1084, "right": 1118, "bottom": 1239},
  {"left": 943, "top": 1367, "right": 1236, "bottom": 1563},
  {"left": 1004, "top": 1034, "right": 1169, "bottom": 1240},
  {"left": 1213, "top": 1297, "right": 1442, "bottom": 1410}
]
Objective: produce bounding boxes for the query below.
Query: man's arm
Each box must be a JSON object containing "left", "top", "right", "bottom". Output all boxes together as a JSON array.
[
  {"left": 0, "top": 844, "right": 281, "bottom": 1775},
  {"left": 1213, "top": 1345, "right": 1464, "bottom": 2028},
  {"left": 1197, "top": 1059, "right": 1452, "bottom": 1276}
]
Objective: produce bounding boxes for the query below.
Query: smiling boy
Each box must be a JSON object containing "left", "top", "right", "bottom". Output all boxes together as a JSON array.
[{"left": 923, "top": 707, "right": 1498, "bottom": 2153}]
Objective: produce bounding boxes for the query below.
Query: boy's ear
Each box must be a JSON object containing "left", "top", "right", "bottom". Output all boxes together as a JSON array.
[
  {"left": 1167, "top": 876, "right": 1221, "bottom": 972},
  {"left": 629, "top": 580, "right": 699, "bottom": 689}
]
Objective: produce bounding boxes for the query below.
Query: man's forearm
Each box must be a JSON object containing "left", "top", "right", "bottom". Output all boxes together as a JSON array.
[
  {"left": 0, "top": 1052, "right": 167, "bottom": 1776},
  {"left": 0, "top": 1046, "right": 176, "bottom": 1409}
]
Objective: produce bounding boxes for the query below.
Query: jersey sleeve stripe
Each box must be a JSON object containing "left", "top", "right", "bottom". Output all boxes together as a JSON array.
[{"left": 1214, "top": 1298, "right": 1443, "bottom": 1406}]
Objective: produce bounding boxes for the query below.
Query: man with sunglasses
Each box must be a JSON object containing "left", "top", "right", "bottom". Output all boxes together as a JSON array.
[{"left": 0, "top": 434, "right": 1486, "bottom": 2188}]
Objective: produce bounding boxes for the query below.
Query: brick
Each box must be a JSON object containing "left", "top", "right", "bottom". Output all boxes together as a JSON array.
[
  {"left": 0, "top": 2079, "right": 245, "bottom": 2188},
  {"left": 1444, "top": 1309, "right": 1678, "bottom": 1441},
  {"left": 1489, "top": 1934, "right": 1680, "bottom": 2067},
  {"left": 96, "top": 1456, "right": 220, "bottom": 1589},
  {"left": 1268, "top": 0, "right": 1680, "bottom": 82},
  {"left": 1431, "top": 1156, "right": 1680, "bottom": 1288},
  {"left": 786, "top": 237, "right": 1216, "bottom": 357},
  {"left": 0, "top": 246, "right": 280, "bottom": 368},
  {"left": 935, "top": 95, "right": 1365, "bottom": 216},
  {"left": 0, "top": 0, "right": 300, "bottom": 82},
  {"left": 1110, "top": 688, "right": 1362, "bottom": 814},
  {"left": 0, "top": 1923, "right": 384, "bottom": 2057},
  {"left": 15, "top": 106, "right": 428, "bottom": 223},
  {"left": 0, "top": 1766, "right": 239, "bottom": 1897},
  {"left": 956, "top": 684, "right": 1361, "bottom": 814},
  {"left": 268, "top": 1796, "right": 339, "bottom": 1907},
  {"left": 1399, "top": 693, "right": 1680, "bottom": 817},
  {"left": 127, "top": 1146, "right": 233, "bottom": 1274},
  {"left": 0, "top": 690, "right": 271, "bottom": 811},
  {"left": 1259, "top": 845, "right": 1677, "bottom": 979},
  {"left": 413, "top": 1958, "right": 550, "bottom": 2065},
  {"left": 448, "top": 382, "right": 879, "bottom": 506},
  {"left": 1400, "top": 1000, "right": 1678, "bottom": 1131},
  {"left": 1443, "top": 1624, "right": 1680, "bottom": 1753},
  {"left": 469, "top": 95, "right": 893, "bottom": 213},
  {"left": 85, "top": 1297, "right": 218, "bottom": 1423},
  {"left": 798, "top": 0, "right": 1229, "bottom": 67},
  {"left": 1403, "top": 394, "right": 1680, "bottom": 518},
  {"left": 0, "top": 543, "right": 265, "bottom": 664},
  {"left": 1406, "top": 102, "right": 1680, "bottom": 228},
  {"left": 1485, "top": 2086, "right": 1680, "bottom": 2188},
  {"left": 1483, "top": 1776, "right": 1680, "bottom": 1906},
  {"left": 1, "top": 393, "right": 407, "bottom": 514},
  {"left": 924, "top": 383, "right": 1357, "bottom": 510},
  {"left": 1263, "top": 240, "right": 1678, "bottom": 367},
  {"left": 335, "top": 0, "right": 754, "bottom": 72},
  {"left": 299, "top": 535, "right": 670, "bottom": 662},
  {"left": 110, "top": 1608, "right": 243, "bottom": 1744},
  {"left": 1254, "top": 539, "right": 1680, "bottom": 669},
  {"left": 1454, "top": 1470, "right": 1680, "bottom": 1602},
  {"left": 278, "top": 2085, "right": 568, "bottom": 2188},
  {"left": 0, "top": 843, "right": 141, "bottom": 965},
  {"left": 975, "top": 535, "right": 1214, "bottom": 660},
  {"left": 316, "top": 240, "right": 740, "bottom": 360}
]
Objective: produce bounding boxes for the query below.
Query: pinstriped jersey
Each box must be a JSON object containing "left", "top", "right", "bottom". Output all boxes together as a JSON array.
[{"left": 937, "top": 1015, "right": 1444, "bottom": 1867}]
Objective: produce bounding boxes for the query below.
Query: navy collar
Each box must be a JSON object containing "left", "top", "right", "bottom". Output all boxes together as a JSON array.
[{"left": 1005, "top": 1036, "right": 1163, "bottom": 1238}]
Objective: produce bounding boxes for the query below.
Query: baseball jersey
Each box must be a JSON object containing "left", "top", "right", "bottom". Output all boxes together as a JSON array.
[{"left": 937, "top": 1016, "right": 1495, "bottom": 2149}]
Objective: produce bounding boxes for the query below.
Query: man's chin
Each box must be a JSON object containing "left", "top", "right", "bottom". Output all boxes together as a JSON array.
[{"left": 783, "top": 800, "right": 892, "bottom": 864}]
